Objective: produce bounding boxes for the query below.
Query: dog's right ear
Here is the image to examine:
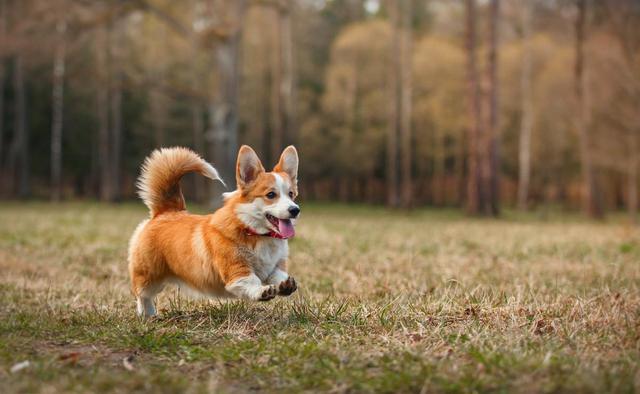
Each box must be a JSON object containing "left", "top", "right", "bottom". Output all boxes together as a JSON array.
[{"left": 236, "top": 145, "right": 265, "bottom": 190}]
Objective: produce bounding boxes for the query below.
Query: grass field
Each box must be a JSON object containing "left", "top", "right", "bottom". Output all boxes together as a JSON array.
[{"left": 0, "top": 202, "right": 639, "bottom": 393}]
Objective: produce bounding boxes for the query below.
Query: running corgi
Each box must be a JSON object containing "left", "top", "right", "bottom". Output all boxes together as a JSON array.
[{"left": 128, "top": 145, "right": 300, "bottom": 317}]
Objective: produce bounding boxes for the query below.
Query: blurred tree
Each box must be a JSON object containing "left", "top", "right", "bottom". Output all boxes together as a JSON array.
[
  {"left": 574, "top": 0, "right": 603, "bottom": 218},
  {"left": 597, "top": 0, "right": 640, "bottom": 222},
  {"left": 110, "top": 18, "right": 124, "bottom": 201},
  {"left": 517, "top": 0, "right": 532, "bottom": 210},
  {"left": 96, "top": 21, "right": 112, "bottom": 201},
  {"left": 0, "top": 0, "right": 5, "bottom": 185},
  {"left": 385, "top": 0, "right": 414, "bottom": 209},
  {"left": 398, "top": 0, "right": 413, "bottom": 209},
  {"left": 485, "top": 0, "right": 500, "bottom": 216},
  {"left": 50, "top": 10, "right": 66, "bottom": 201},
  {"left": 206, "top": 0, "right": 247, "bottom": 191},
  {"left": 267, "top": 0, "right": 296, "bottom": 163},
  {"left": 465, "top": 0, "right": 483, "bottom": 214},
  {"left": 190, "top": 0, "right": 206, "bottom": 202}
]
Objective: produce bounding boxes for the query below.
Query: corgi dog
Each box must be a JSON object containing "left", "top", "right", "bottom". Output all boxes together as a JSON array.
[{"left": 127, "top": 145, "right": 300, "bottom": 317}]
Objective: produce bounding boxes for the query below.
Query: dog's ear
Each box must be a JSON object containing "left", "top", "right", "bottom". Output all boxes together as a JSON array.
[
  {"left": 274, "top": 145, "right": 298, "bottom": 184},
  {"left": 236, "top": 145, "right": 265, "bottom": 189}
]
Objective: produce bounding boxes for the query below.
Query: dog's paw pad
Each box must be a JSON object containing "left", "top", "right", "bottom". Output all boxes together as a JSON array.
[
  {"left": 259, "top": 285, "right": 277, "bottom": 301},
  {"left": 278, "top": 276, "right": 297, "bottom": 296}
]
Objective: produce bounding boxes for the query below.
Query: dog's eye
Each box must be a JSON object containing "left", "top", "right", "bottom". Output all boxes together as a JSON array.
[
  {"left": 266, "top": 191, "right": 277, "bottom": 199},
  {"left": 289, "top": 191, "right": 294, "bottom": 198}
]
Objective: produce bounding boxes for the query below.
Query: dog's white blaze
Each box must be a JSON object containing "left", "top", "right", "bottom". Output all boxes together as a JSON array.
[
  {"left": 225, "top": 274, "right": 270, "bottom": 300},
  {"left": 266, "top": 173, "right": 298, "bottom": 219}
]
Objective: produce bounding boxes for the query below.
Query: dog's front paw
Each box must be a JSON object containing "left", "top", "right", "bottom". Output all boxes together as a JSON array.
[
  {"left": 278, "top": 276, "right": 297, "bottom": 296},
  {"left": 258, "top": 285, "right": 277, "bottom": 301}
]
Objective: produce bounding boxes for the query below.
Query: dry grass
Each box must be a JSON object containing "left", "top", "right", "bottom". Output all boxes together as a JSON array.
[{"left": 0, "top": 202, "right": 639, "bottom": 393}]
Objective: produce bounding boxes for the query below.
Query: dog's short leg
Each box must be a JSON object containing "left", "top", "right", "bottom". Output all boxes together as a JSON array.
[
  {"left": 134, "top": 283, "right": 163, "bottom": 318},
  {"left": 226, "top": 274, "right": 276, "bottom": 301},
  {"left": 267, "top": 269, "right": 297, "bottom": 296},
  {"left": 136, "top": 296, "right": 156, "bottom": 317}
]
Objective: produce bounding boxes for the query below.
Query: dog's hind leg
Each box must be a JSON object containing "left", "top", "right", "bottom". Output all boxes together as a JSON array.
[{"left": 134, "top": 283, "right": 164, "bottom": 317}]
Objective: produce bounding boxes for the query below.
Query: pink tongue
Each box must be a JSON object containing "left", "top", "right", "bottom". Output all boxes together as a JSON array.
[{"left": 278, "top": 219, "right": 295, "bottom": 238}]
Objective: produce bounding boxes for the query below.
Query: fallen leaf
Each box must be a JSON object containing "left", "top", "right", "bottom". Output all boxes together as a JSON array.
[
  {"left": 59, "top": 352, "right": 81, "bottom": 365},
  {"left": 10, "top": 361, "right": 30, "bottom": 373}
]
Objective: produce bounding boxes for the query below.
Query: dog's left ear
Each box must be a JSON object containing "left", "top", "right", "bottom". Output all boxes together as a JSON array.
[{"left": 274, "top": 145, "right": 298, "bottom": 184}]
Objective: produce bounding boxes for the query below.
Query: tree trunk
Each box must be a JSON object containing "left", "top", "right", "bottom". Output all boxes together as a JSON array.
[
  {"left": 386, "top": 0, "right": 400, "bottom": 208},
  {"left": 629, "top": 132, "right": 638, "bottom": 223},
  {"left": 456, "top": 128, "right": 466, "bottom": 206},
  {"left": 280, "top": 2, "right": 295, "bottom": 147},
  {"left": 465, "top": 0, "right": 482, "bottom": 214},
  {"left": 575, "top": 0, "right": 603, "bottom": 218},
  {"left": 13, "top": 54, "right": 28, "bottom": 198},
  {"left": 486, "top": 0, "right": 500, "bottom": 215},
  {"left": 96, "top": 24, "right": 112, "bottom": 201},
  {"left": 517, "top": 1, "right": 532, "bottom": 210},
  {"left": 110, "top": 77, "right": 123, "bottom": 201},
  {"left": 110, "top": 52, "right": 123, "bottom": 202},
  {"left": 208, "top": 0, "right": 246, "bottom": 191},
  {"left": 191, "top": 99, "right": 205, "bottom": 201},
  {"left": 111, "top": 79, "right": 122, "bottom": 201},
  {"left": 51, "top": 20, "right": 67, "bottom": 201},
  {"left": 270, "top": 5, "right": 283, "bottom": 162},
  {"left": 0, "top": 0, "right": 6, "bottom": 183},
  {"left": 190, "top": 5, "right": 206, "bottom": 203},
  {"left": 399, "top": 0, "right": 413, "bottom": 209},
  {"left": 433, "top": 127, "right": 445, "bottom": 205},
  {"left": 269, "top": 1, "right": 295, "bottom": 159}
]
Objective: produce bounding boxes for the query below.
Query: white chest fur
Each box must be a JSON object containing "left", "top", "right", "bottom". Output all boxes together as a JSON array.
[{"left": 246, "top": 238, "right": 288, "bottom": 281}]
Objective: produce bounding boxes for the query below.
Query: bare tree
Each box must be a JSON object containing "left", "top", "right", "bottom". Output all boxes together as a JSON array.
[
  {"left": 0, "top": 0, "right": 6, "bottom": 183},
  {"left": 13, "top": 54, "right": 28, "bottom": 198},
  {"left": 465, "top": 0, "right": 482, "bottom": 214},
  {"left": 485, "top": 0, "right": 500, "bottom": 215},
  {"left": 265, "top": 0, "right": 296, "bottom": 164},
  {"left": 386, "top": 0, "right": 412, "bottom": 208},
  {"left": 517, "top": 0, "right": 533, "bottom": 210},
  {"left": 207, "top": 0, "right": 246, "bottom": 190},
  {"left": 96, "top": 22, "right": 112, "bottom": 201},
  {"left": 629, "top": 132, "right": 638, "bottom": 223},
  {"left": 110, "top": 21, "right": 124, "bottom": 201},
  {"left": 50, "top": 18, "right": 66, "bottom": 201},
  {"left": 399, "top": 0, "right": 412, "bottom": 209},
  {"left": 279, "top": 0, "right": 295, "bottom": 148},
  {"left": 386, "top": 0, "right": 400, "bottom": 207},
  {"left": 269, "top": 5, "right": 283, "bottom": 163},
  {"left": 190, "top": 1, "right": 206, "bottom": 203},
  {"left": 603, "top": 0, "right": 640, "bottom": 223},
  {"left": 575, "top": 0, "right": 603, "bottom": 218}
]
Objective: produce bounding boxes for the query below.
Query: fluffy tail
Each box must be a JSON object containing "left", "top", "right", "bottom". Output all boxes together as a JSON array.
[{"left": 137, "top": 147, "right": 225, "bottom": 217}]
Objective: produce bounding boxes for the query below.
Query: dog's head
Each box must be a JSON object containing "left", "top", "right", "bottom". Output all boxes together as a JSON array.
[{"left": 225, "top": 145, "right": 300, "bottom": 239}]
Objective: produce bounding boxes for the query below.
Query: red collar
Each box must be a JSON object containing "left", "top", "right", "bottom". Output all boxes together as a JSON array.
[{"left": 244, "top": 227, "right": 289, "bottom": 240}]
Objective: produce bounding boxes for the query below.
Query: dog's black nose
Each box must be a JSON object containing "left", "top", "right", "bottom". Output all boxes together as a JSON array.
[{"left": 288, "top": 206, "right": 300, "bottom": 218}]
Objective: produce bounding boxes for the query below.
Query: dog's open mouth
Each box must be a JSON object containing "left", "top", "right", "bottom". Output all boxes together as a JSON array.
[{"left": 266, "top": 213, "right": 295, "bottom": 238}]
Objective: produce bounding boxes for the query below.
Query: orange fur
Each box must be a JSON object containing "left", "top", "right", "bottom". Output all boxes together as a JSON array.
[{"left": 128, "top": 146, "right": 299, "bottom": 316}]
